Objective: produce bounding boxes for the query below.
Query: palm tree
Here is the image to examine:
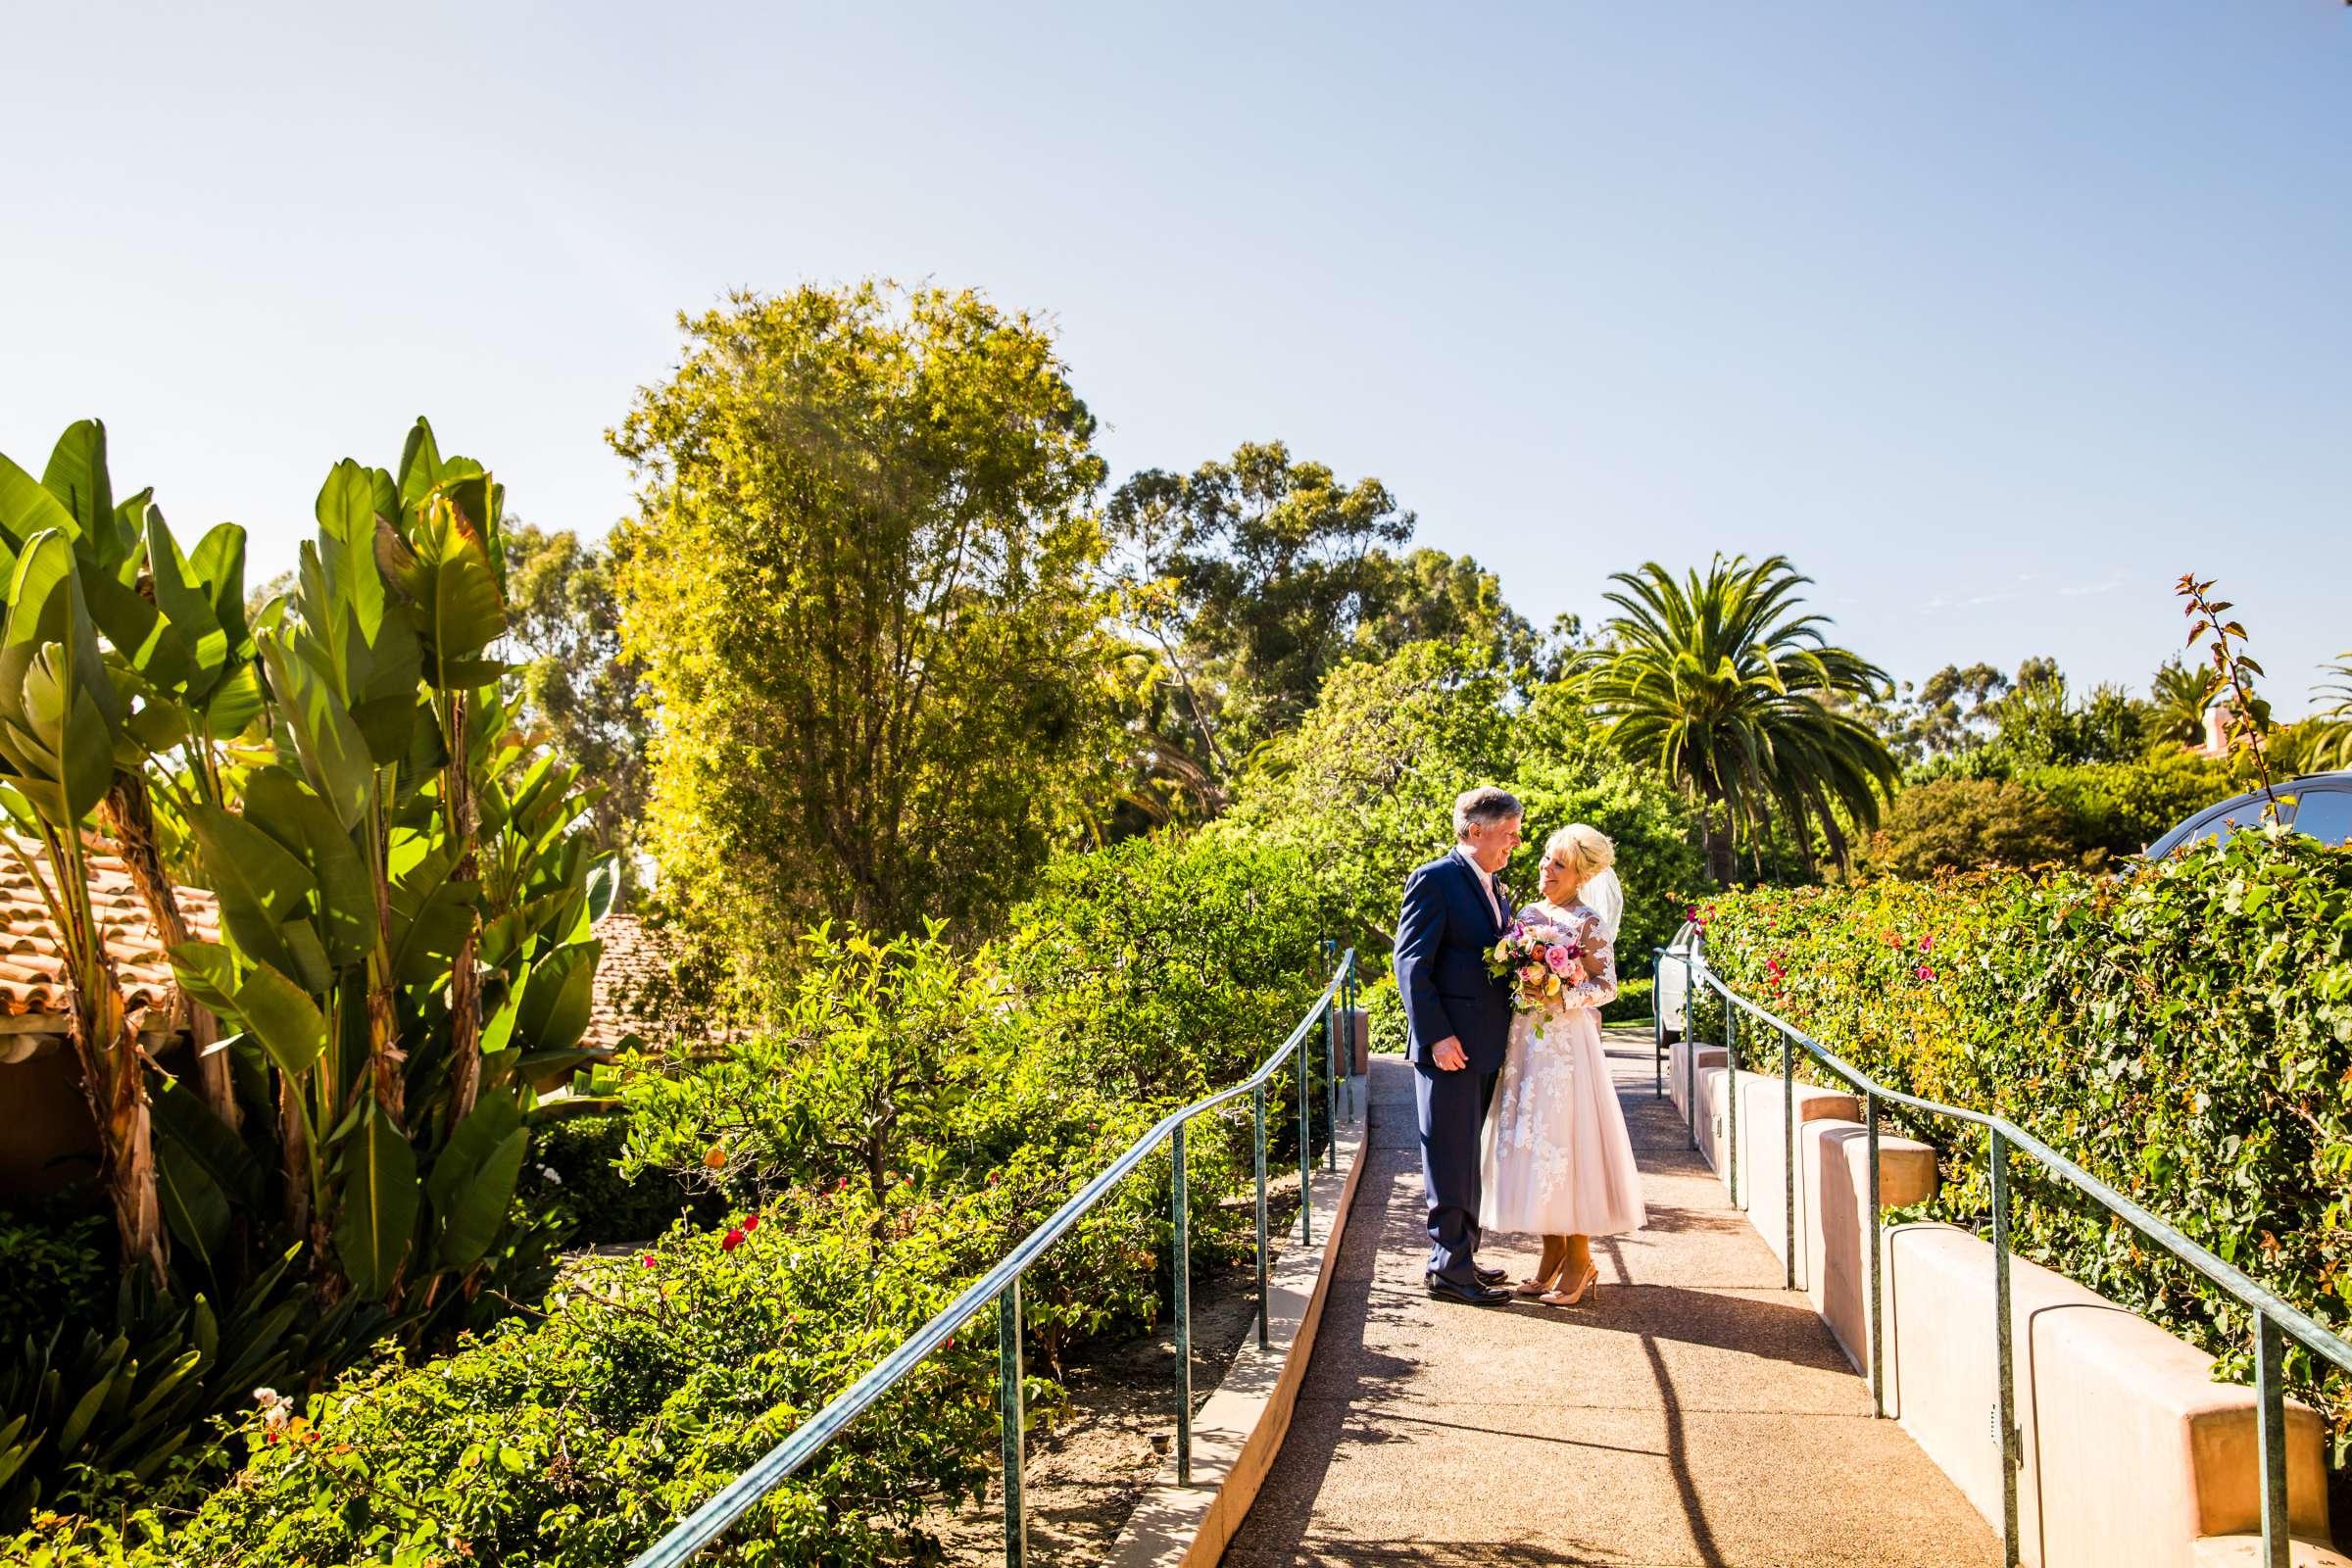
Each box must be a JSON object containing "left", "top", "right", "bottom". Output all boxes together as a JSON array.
[
  {"left": 1583, "top": 555, "right": 1897, "bottom": 884},
  {"left": 2149, "top": 658, "right": 2222, "bottom": 748},
  {"left": 2311, "top": 655, "right": 2352, "bottom": 772}
]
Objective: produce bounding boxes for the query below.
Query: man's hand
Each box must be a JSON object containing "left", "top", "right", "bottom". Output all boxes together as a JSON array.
[{"left": 1431, "top": 1036, "right": 1468, "bottom": 1072}]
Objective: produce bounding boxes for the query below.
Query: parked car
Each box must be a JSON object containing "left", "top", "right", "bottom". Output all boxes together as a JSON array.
[
  {"left": 1654, "top": 920, "right": 1705, "bottom": 1040},
  {"left": 2144, "top": 771, "right": 2352, "bottom": 859}
]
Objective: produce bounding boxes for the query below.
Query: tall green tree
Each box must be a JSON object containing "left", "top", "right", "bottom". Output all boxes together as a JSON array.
[
  {"left": 503, "top": 523, "right": 650, "bottom": 864},
  {"left": 1582, "top": 554, "right": 1895, "bottom": 883},
  {"left": 1106, "top": 444, "right": 1531, "bottom": 794},
  {"left": 611, "top": 283, "right": 1116, "bottom": 989}
]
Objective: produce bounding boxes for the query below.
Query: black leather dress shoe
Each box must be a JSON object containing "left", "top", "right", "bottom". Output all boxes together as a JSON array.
[
  {"left": 1426, "top": 1272, "right": 1508, "bottom": 1306},
  {"left": 1474, "top": 1265, "right": 1507, "bottom": 1286}
]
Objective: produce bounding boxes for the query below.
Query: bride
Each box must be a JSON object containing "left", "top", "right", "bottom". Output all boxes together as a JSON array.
[{"left": 1480, "top": 823, "right": 1647, "bottom": 1305}]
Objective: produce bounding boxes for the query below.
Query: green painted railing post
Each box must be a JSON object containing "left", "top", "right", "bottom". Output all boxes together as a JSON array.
[
  {"left": 1323, "top": 997, "right": 1338, "bottom": 1173},
  {"left": 998, "top": 1282, "right": 1025, "bottom": 1567},
  {"left": 1991, "top": 1128, "right": 2020, "bottom": 1567},
  {"left": 1782, "top": 1025, "right": 1795, "bottom": 1294},
  {"left": 1298, "top": 1031, "right": 1312, "bottom": 1247},
  {"left": 1866, "top": 1090, "right": 1884, "bottom": 1418},
  {"left": 1172, "top": 1122, "right": 1192, "bottom": 1486},
  {"left": 1252, "top": 1084, "right": 1269, "bottom": 1351},
  {"left": 2258, "top": 1312, "right": 2289, "bottom": 1567}
]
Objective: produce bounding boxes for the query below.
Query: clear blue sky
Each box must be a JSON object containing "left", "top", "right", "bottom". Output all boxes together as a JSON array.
[{"left": 5, "top": 2, "right": 2346, "bottom": 712}]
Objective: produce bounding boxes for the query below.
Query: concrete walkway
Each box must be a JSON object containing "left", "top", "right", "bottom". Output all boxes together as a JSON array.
[{"left": 1226, "top": 1032, "right": 1998, "bottom": 1567}]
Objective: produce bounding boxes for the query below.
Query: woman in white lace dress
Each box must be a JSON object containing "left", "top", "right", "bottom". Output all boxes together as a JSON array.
[{"left": 1480, "top": 823, "right": 1646, "bottom": 1304}]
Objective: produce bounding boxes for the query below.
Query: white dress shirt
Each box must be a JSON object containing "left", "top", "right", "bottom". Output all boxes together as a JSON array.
[{"left": 1454, "top": 844, "right": 1504, "bottom": 927}]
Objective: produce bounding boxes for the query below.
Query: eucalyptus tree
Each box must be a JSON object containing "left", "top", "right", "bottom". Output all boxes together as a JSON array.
[{"left": 1582, "top": 554, "right": 1896, "bottom": 883}]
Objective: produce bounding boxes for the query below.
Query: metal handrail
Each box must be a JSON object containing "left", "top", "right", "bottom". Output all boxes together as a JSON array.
[
  {"left": 631, "top": 947, "right": 1361, "bottom": 1568},
  {"left": 1654, "top": 947, "right": 2351, "bottom": 1568}
]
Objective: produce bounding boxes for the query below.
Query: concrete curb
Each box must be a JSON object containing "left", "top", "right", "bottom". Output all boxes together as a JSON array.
[{"left": 1103, "top": 1085, "right": 1372, "bottom": 1567}]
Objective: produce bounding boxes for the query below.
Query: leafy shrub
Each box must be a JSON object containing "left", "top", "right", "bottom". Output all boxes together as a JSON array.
[
  {"left": 1855, "top": 776, "right": 2074, "bottom": 878},
  {"left": 0, "top": 1196, "right": 111, "bottom": 1340},
  {"left": 521, "top": 1113, "right": 716, "bottom": 1247},
  {"left": 15, "top": 1193, "right": 1003, "bottom": 1567},
  {"left": 1364, "top": 974, "right": 1408, "bottom": 1054},
  {"left": 1693, "top": 832, "right": 2352, "bottom": 1470},
  {"left": 1221, "top": 640, "right": 1709, "bottom": 966},
  {"left": 2016, "top": 751, "right": 2242, "bottom": 860},
  {"left": 1001, "top": 833, "right": 1325, "bottom": 1101},
  {"left": 1599, "top": 975, "right": 1653, "bottom": 1025}
]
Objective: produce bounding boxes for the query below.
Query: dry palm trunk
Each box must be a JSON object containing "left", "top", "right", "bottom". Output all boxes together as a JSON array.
[
  {"left": 104, "top": 772, "right": 237, "bottom": 1132},
  {"left": 443, "top": 689, "right": 483, "bottom": 1129},
  {"left": 69, "top": 952, "right": 168, "bottom": 1288}
]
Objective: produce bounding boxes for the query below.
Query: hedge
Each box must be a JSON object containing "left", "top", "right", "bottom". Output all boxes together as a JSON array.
[
  {"left": 1690, "top": 828, "right": 2352, "bottom": 1470},
  {"left": 11, "top": 833, "right": 1328, "bottom": 1565}
]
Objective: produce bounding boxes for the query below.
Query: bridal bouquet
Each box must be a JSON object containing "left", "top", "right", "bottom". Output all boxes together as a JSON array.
[{"left": 1488, "top": 919, "right": 1583, "bottom": 1015}]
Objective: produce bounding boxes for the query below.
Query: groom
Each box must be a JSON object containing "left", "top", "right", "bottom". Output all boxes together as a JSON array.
[{"left": 1394, "top": 785, "right": 1523, "bottom": 1306}]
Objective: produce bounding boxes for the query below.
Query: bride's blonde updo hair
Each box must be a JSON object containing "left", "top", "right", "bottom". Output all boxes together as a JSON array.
[{"left": 1544, "top": 823, "right": 1615, "bottom": 886}]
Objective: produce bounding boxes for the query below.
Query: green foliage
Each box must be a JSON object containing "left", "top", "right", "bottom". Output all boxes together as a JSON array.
[
  {"left": 2014, "top": 750, "right": 2243, "bottom": 860},
  {"left": 1598, "top": 975, "right": 1653, "bottom": 1025},
  {"left": 503, "top": 525, "right": 650, "bottom": 868},
  {"left": 621, "top": 927, "right": 1012, "bottom": 1207},
  {"left": 2312, "top": 655, "right": 2352, "bottom": 774},
  {"left": 1221, "top": 640, "right": 1708, "bottom": 965},
  {"left": 611, "top": 282, "right": 1118, "bottom": 987},
  {"left": 0, "top": 1197, "right": 109, "bottom": 1340},
  {"left": 1694, "top": 834, "right": 2352, "bottom": 1462},
  {"left": 1985, "top": 672, "right": 2150, "bottom": 768},
  {"left": 1218, "top": 639, "right": 1515, "bottom": 948},
  {"left": 19, "top": 1200, "right": 1003, "bottom": 1567},
  {"left": 521, "top": 1113, "right": 714, "bottom": 1247},
  {"left": 2150, "top": 657, "right": 2222, "bottom": 748},
  {"left": 1855, "top": 775, "right": 2075, "bottom": 877},
  {"left": 1580, "top": 554, "right": 1895, "bottom": 883},
  {"left": 1001, "top": 833, "right": 1324, "bottom": 1100},
  {"left": 1105, "top": 444, "right": 1535, "bottom": 791}
]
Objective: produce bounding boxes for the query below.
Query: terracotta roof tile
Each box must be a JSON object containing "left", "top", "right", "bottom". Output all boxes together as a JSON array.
[
  {"left": 0, "top": 833, "right": 220, "bottom": 1027},
  {"left": 583, "top": 911, "right": 680, "bottom": 1054}
]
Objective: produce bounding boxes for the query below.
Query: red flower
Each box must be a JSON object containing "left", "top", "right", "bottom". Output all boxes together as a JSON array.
[
  {"left": 721, "top": 1227, "right": 747, "bottom": 1252},
  {"left": 641, "top": 1253, "right": 657, "bottom": 1268},
  {"left": 1918, "top": 935, "right": 1934, "bottom": 953},
  {"left": 1915, "top": 964, "right": 1935, "bottom": 982},
  {"left": 743, "top": 1213, "right": 761, "bottom": 1233}
]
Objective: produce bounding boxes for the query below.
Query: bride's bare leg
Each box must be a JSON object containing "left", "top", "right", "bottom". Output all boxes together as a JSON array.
[
  {"left": 1516, "top": 1234, "right": 1567, "bottom": 1296},
  {"left": 1543, "top": 1235, "right": 1600, "bottom": 1305}
]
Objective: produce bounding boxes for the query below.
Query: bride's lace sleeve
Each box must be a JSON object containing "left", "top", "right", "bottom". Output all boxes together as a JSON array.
[{"left": 1558, "top": 908, "right": 1617, "bottom": 1009}]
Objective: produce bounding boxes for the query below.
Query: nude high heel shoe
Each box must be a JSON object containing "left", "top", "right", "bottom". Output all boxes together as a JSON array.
[{"left": 1541, "top": 1263, "right": 1600, "bottom": 1306}]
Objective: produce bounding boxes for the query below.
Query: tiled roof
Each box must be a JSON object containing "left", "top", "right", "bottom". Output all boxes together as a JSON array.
[
  {"left": 0, "top": 833, "right": 220, "bottom": 1026},
  {"left": 583, "top": 910, "right": 679, "bottom": 1054}
]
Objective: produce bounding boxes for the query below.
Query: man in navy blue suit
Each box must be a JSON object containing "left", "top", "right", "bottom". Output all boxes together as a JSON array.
[{"left": 1394, "top": 785, "right": 1523, "bottom": 1306}]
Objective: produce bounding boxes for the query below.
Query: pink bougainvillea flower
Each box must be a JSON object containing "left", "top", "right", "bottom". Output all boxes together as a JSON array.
[
  {"left": 1915, "top": 964, "right": 1936, "bottom": 982},
  {"left": 1919, "top": 935, "right": 1934, "bottom": 952},
  {"left": 721, "top": 1227, "right": 747, "bottom": 1252},
  {"left": 641, "top": 1253, "right": 657, "bottom": 1268}
]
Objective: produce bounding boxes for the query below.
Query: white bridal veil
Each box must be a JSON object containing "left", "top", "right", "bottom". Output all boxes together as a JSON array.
[{"left": 1582, "top": 867, "right": 1625, "bottom": 942}]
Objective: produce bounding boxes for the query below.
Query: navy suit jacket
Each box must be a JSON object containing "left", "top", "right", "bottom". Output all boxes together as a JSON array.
[{"left": 1394, "top": 852, "right": 1516, "bottom": 1073}]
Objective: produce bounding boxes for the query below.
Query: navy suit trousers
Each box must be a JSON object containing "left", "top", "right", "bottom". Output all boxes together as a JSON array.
[{"left": 1416, "top": 1060, "right": 1500, "bottom": 1284}]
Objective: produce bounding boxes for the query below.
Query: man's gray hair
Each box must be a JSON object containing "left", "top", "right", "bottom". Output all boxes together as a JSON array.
[{"left": 1451, "top": 786, "right": 1523, "bottom": 839}]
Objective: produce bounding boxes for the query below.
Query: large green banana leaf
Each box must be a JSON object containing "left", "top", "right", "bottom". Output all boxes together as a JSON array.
[{"left": 334, "top": 1103, "right": 417, "bottom": 1301}]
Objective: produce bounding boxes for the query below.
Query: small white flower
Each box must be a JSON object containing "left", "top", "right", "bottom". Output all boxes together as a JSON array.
[{"left": 541, "top": 1165, "right": 563, "bottom": 1185}]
